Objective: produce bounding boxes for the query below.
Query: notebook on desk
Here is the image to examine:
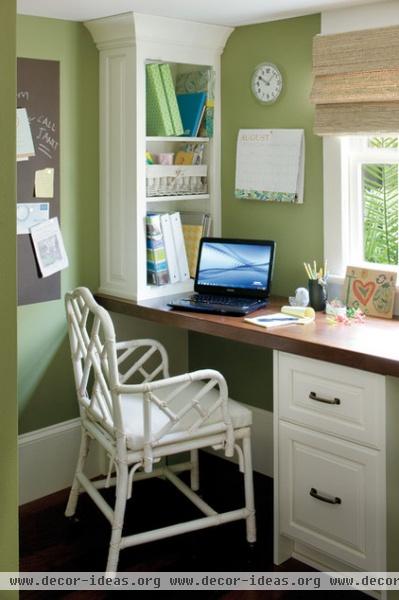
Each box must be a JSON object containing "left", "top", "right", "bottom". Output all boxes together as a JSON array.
[{"left": 168, "top": 237, "right": 276, "bottom": 316}]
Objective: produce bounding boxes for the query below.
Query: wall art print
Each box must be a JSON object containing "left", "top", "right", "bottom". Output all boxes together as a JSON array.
[{"left": 343, "top": 266, "right": 397, "bottom": 319}]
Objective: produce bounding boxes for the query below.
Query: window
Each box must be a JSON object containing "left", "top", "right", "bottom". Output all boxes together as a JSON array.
[{"left": 342, "top": 136, "right": 399, "bottom": 271}]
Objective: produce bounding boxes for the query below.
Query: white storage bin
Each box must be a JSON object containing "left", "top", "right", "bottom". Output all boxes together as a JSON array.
[{"left": 146, "top": 164, "right": 208, "bottom": 197}]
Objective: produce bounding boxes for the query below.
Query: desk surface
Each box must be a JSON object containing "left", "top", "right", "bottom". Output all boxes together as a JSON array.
[{"left": 96, "top": 293, "right": 399, "bottom": 378}]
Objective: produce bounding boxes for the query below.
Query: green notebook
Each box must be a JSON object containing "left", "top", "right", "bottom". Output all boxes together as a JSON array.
[
  {"left": 159, "top": 63, "right": 183, "bottom": 136},
  {"left": 146, "top": 63, "right": 174, "bottom": 137}
]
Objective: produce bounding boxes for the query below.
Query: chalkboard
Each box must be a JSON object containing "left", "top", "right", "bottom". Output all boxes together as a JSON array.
[{"left": 17, "top": 58, "right": 60, "bottom": 305}]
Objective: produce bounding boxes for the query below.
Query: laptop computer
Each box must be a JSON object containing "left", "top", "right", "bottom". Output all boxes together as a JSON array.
[{"left": 168, "top": 237, "right": 276, "bottom": 316}]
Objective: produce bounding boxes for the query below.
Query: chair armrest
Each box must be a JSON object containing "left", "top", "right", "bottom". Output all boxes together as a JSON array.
[{"left": 115, "top": 368, "right": 227, "bottom": 396}]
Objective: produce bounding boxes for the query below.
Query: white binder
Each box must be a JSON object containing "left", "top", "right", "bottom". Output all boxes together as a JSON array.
[
  {"left": 170, "top": 212, "right": 190, "bottom": 282},
  {"left": 160, "top": 213, "right": 180, "bottom": 284}
]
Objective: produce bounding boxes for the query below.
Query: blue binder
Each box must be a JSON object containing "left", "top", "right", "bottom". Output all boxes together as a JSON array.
[{"left": 176, "top": 92, "right": 207, "bottom": 137}]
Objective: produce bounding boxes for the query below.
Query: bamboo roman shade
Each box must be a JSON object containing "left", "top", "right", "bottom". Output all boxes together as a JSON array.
[{"left": 310, "top": 25, "right": 399, "bottom": 135}]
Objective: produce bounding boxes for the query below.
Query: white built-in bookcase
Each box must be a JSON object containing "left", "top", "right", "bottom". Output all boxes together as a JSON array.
[{"left": 85, "top": 13, "right": 233, "bottom": 300}]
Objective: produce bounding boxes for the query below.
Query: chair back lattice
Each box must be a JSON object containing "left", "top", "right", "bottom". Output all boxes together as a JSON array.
[
  {"left": 65, "top": 288, "right": 120, "bottom": 434},
  {"left": 65, "top": 288, "right": 170, "bottom": 439}
]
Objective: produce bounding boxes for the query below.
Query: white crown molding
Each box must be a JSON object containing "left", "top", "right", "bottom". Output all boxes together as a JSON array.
[{"left": 85, "top": 12, "right": 233, "bottom": 55}]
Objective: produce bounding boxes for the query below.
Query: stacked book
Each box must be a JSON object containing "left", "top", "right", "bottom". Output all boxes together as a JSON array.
[
  {"left": 146, "top": 211, "right": 211, "bottom": 285},
  {"left": 146, "top": 63, "right": 213, "bottom": 138}
]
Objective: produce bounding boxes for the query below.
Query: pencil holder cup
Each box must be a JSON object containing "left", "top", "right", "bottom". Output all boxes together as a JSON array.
[{"left": 308, "top": 279, "right": 327, "bottom": 312}]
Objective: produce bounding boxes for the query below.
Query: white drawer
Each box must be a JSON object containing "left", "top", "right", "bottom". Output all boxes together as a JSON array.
[
  {"left": 277, "top": 352, "right": 385, "bottom": 448},
  {"left": 278, "top": 421, "right": 385, "bottom": 570}
]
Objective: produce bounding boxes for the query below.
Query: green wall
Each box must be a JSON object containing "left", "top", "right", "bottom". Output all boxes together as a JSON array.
[
  {"left": 222, "top": 14, "right": 322, "bottom": 294},
  {"left": 189, "top": 14, "right": 322, "bottom": 411},
  {"left": 17, "top": 16, "right": 99, "bottom": 433},
  {"left": 0, "top": 0, "right": 18, "bottom": 584}
]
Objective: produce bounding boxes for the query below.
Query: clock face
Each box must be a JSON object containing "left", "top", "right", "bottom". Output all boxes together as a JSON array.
[{"left": 251, "top": 63, "right": 283, "bottom": 104}]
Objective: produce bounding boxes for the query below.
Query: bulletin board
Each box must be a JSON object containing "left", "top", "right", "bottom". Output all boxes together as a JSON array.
[{"left": 17, "top": 58, "right": 60, "bottom": 305}]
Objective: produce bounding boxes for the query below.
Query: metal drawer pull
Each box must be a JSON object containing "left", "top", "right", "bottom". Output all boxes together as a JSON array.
[
  {"left": 309, "top": 487, "right": 342, "bottom": 505},
  {"left": 309, "top": 391, "right": 341, "bottom": 405}
]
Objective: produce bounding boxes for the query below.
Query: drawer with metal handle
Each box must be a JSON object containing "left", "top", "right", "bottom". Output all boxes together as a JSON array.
[
  {"left": 278, "top": 421, "right": 384, "bottom": 571},
  {"left": 277, "top": 352, "right": 384, "bottom": 448}
]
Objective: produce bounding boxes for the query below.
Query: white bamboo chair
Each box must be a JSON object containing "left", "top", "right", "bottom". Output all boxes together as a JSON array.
[{"left": 64, "top": 287, "right": 256, "bottom": 574}]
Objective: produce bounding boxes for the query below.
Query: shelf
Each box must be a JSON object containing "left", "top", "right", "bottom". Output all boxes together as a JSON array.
[
  {"left": 144, "top": 278, "right": 194, "bottom": 299},
  {"left": 146, "top": 136, "right": 210, "bottom": 143},
  {"left": 146, "top": 194, "right": 210, "bottom": 202}
]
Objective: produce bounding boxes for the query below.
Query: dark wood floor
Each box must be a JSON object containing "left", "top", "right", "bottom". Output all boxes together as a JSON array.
[{"left": 19, "top": 452, "right": 367, "bottom": 599}]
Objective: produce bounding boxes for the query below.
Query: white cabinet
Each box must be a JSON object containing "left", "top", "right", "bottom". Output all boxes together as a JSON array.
[
  {"left": 279, "top": 421, "right": 383, "bottom": 570},
  {"left": 274, "top": 351, "right": 399, "bottom": 580},
  {"left": 85, "top": 12, "right": 233, "bottom": 300}
]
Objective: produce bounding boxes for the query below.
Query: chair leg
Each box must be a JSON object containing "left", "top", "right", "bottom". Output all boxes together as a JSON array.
[
  {"left": 242, "top": 436, "right": 256, "bottom": 544},
  {"left": 65, "top": 429, "right": 91, "bottom": 518},
  {"left": 106, "top": 462, "right": 129, "bottom": 575},
  {"left": 190, "top": 449, "right": 200, "bottom": 491}
]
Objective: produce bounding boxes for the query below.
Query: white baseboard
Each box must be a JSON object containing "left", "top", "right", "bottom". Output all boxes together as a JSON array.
[
  {"left": 207, "top": 404, "right": 273, "bottom": 478},
  {"left": 18, "top": 418, "right": 103, "bottom": 506},
  {"left": 19, "top": 405, "right": 273, "bottom": 505}
]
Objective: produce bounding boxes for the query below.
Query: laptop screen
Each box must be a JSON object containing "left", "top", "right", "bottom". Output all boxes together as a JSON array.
[{"left": 194, "top": 238, "right": 276, "bottom": 298}]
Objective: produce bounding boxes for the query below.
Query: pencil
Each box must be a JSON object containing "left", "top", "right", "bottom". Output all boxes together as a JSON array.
[{"left": 304, "top": 262, "right": 312, "bottom": 279}]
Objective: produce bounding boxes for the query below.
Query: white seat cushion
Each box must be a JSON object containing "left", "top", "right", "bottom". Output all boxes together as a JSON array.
[{"left": 119, "top": 381, "right": 252, "bottom": 451}]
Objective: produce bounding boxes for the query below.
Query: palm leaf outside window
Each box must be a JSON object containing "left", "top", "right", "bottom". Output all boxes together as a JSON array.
[
  {"left": 362, "top": 164, "right": 398, "bottom": 265},
  {"left": 362, "top": 138, "right": 399, "bottom": 266}
]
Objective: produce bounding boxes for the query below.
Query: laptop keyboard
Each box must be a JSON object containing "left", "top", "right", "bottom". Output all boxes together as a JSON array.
[{"left": 191, "top": 294, "right": 256, "bottom": 307}]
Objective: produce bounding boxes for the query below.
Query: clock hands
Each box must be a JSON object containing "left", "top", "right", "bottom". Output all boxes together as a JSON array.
[{"left": 258, "top": 73, "right": 275, "bottom": 86}]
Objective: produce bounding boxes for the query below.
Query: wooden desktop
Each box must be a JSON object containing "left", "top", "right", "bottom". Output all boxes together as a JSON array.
[{"left": 96, "top": 292, "right": 399, "bottom": 377}]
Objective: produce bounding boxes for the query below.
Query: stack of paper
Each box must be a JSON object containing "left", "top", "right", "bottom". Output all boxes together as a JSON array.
[{"left": 245, "top": 306, "right": 315, "bottom": 329}]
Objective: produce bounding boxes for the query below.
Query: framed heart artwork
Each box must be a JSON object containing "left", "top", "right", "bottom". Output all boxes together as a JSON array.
[{"left": 343, "top": 266, "right": 397, "bottom": 319}]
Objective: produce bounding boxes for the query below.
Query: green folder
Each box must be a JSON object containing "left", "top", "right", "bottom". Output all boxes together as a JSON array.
[
  {"left": 146, "top": 64, "right": 174, "bottom": 137},
  {"left": 159, "top": 63, "right": 184, "bottom": 136}
]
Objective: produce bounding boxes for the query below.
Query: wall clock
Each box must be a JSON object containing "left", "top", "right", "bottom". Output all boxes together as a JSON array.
[{"left": 251, "top": 62, "right": 283, "bottom": 104}]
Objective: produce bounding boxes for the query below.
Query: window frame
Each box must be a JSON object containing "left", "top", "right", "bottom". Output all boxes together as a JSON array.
[{"left": 323, "top": 136, "right": 399, "bottom": 283}]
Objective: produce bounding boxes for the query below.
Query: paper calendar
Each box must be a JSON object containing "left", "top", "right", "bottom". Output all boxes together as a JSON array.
[{"left": 235, "top": 129, "right": 305, "bottom": 203}]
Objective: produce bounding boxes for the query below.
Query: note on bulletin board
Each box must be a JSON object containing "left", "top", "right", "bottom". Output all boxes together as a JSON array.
[
  {"left": 235, "top": 129, "right": 305, "bottom": 203},
  {"left": 16, "top": 108, "right": 35, "bottom": 161}
]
